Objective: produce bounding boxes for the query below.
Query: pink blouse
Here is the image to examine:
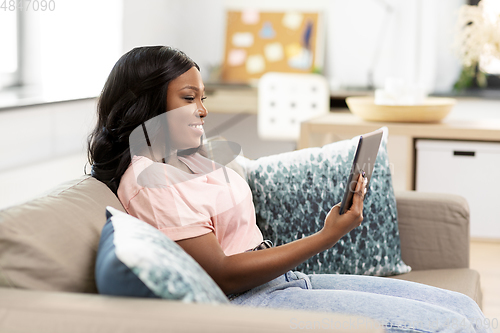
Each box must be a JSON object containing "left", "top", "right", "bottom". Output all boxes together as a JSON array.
[{"left": 117, "top": 153, "right": 263, "bottom": 256}]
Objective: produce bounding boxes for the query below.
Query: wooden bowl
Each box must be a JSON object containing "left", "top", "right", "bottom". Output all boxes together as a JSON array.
[{"left": 345, "top": 96, "right": 456, "bottom": 123}]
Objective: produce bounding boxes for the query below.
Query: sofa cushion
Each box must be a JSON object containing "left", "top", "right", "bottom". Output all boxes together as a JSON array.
[
  {"left": 0, "top": 176, "right": 125, "bottom": 293},
  {"left": 242, "top": 127, "right": 411, "bottom": 276},
  {"left": 388, "top": 268, "right": 483, "bottom": 309},
  {"left": 395, "top": 191, "right": 470, "bottom": 270},
  {"left": 95, "top": 207, "right": 229, "bottom": 304},
  {"left": 0, "top": 287, "right": 384, "bottom": 333}
]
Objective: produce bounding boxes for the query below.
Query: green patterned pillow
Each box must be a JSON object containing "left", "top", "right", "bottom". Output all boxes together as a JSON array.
[
  {"left": 243, "top": 127, "right": 411, "bottom": 276},
  {"left": 95, "top": 207, "right": 229, "bottom": 303}
]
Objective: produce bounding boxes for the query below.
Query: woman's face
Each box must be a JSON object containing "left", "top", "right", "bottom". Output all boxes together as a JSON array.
[{"left": 165, "top": 66, "right": 207, "bottom": 151}]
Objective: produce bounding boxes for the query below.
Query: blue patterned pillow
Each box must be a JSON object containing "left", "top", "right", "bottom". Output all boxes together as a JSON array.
[
  {"left": 95, "top": 207, "right": 229, "bottom": 303},
  {"left": 243, "top": 127, "right": 411, "bottom": 276}
]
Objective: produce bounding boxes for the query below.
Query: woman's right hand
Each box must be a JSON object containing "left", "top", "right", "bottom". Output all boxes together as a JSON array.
[{"left": 320, "top": 174, "right": 367, "bottom": 247}]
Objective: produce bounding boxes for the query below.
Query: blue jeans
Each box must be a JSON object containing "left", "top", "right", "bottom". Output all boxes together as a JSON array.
[{"left": 229, "top": 271, "right": 492, "bottom": 333}]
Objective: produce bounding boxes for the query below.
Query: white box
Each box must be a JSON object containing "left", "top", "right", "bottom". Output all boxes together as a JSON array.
[{"left": 416, "top": 139, "right": 500, "bottom": 239}]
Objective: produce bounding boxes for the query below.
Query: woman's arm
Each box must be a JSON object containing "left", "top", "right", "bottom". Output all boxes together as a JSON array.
[{"left": 176, "top": 174, "right": 367, "bottom": 295}]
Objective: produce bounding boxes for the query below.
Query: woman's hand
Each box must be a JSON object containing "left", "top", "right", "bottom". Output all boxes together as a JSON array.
[{"left": 320, "top": 174, "right": 367, "bottom": 247}]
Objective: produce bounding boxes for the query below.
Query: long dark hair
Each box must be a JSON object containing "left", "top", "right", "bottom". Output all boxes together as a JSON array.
[{"left": 87, "top": 46, "right": 200, "bottom": 194}]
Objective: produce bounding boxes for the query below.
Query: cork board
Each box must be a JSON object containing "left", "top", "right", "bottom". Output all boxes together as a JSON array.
[{"left": 221, "top": 10, "right": 324, "bottom": 83}]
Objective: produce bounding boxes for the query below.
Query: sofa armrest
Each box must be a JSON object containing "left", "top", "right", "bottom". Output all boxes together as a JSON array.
[
  {"left": 0, "top": 288, "right": 383, "bottom": 333},
  {"left": 395, "top": 191, "right": 470, "bottom": 271}
]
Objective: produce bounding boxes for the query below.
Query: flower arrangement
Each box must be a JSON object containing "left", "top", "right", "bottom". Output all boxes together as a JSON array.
[{"left": 454, "top": 0, "right": 500, "bottom": 90}]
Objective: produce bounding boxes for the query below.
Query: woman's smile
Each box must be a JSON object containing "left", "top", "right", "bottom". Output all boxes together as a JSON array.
[
  {"left": 188, "top": 122, "right": 204, "bottom": 133},
  {"left": 165, "top": 67, "right": 208, "bottom": 150}
]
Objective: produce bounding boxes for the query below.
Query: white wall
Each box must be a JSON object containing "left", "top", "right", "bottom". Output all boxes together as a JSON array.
[
  {"left": 434, "top": 0, "right": 467, "bottom": 92},
  {"left": 122, "top": 0, "right": 466, "bottom": 92},
  {"left": 122, "top": 0, "right": 226, "bottom": 81},
  {"left": 0, "top": 99, "right": 97, "bottom": 209}
]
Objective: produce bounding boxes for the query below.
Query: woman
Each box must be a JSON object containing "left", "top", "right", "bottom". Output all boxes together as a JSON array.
[{"left": 88, "top": 46, "right": 491, "bottom": 333}]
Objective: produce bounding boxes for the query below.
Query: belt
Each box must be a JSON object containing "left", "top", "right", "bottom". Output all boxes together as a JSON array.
[{"left": 249, "top": 240, "right": 273, "bottom": 251}]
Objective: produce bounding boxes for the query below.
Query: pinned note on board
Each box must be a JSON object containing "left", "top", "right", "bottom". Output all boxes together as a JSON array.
[
  {"left": 259, "top": 21, "right": 276, "bottom": 39},
  {"left": 242, "top": 9, "right": 259, "bottom": 24},
  {"left": 228, "top": 49, "right": 247, "bottom": 66},
  {"left": 222, "top": 11, "right": 324, "bottom": 82},
  {"left": 285, "top": 43, "right": 302, "bottom": 58},
  {"left": 264, "top": 42, "right": 284, "bottom": 62},
  {"left": 232, "top": 32, "right": 254, "bottom": 47},
  {"left": 246, "top": 54, "right": 265, "bottom": 74},
  {"left": 282, "top": 12, "right": 303, "bottom": 30}
]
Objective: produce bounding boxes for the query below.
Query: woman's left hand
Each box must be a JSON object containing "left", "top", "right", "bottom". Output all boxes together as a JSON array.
[
  {"left": 320, "top": 173, "right": 367, "bottom": 247},
  {"left": 177, "top": 173, "right": 368, "bottom": 295}
]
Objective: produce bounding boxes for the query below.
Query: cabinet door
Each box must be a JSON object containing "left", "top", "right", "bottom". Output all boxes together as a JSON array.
[{"left": 416, "top": 139, "right": 500, "bottom": 239}]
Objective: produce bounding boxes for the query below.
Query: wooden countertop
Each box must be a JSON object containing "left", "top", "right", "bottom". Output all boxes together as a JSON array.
[
  {"left": 204, "top": 86, "right": 258, "bottom": 114},
  {"left": 301, "top": 110, "right": 500, "bottom": 142}
]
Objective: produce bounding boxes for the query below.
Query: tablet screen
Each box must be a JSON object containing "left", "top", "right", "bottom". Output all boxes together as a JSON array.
[{"left": 339, "top": 129, "right": 383, "bottom": 215}]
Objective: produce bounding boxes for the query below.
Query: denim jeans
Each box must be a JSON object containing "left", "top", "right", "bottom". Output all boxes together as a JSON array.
[{"left": 229, "top": 271, "right": 492, "bottom": 333}]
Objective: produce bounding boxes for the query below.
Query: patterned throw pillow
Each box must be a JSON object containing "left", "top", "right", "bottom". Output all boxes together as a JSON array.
[
  {"left": 243, "top": 127, "right": 411, "bottom": 276},
  {"left": 95, "top": 207, "right": 229, "bottom": 304}
]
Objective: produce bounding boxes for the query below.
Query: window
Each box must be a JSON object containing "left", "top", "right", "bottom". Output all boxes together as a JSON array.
[
  {"left": 0, "top": 1, "right": 122, "bottom": 97},
  {"left": 35, "top": 1, "right": 123, "bottom": 97},
  {"left": 0, "top": 9, "right": 20, "bottom": 88}
]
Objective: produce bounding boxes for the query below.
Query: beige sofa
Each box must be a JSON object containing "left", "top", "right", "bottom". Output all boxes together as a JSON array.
[{"left": 0, "top": 175, "right": 481, "bottom": 333}]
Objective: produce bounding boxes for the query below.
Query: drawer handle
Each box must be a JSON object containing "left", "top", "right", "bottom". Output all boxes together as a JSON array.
[{"left": 453, "top": 151, "right": 475, "bottom": 157}]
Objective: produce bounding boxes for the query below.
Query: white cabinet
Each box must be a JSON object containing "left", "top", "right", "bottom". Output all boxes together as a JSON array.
[{"left": 415, "top": 139, "right": 500, "bottom": 239}]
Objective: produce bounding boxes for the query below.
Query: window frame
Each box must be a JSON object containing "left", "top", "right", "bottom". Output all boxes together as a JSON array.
[{"left": 0, "top": 9, "right": 22, "bottom": 89}]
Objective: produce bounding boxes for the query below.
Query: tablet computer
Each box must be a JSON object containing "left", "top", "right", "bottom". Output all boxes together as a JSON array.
[{"left": 339, "top": 129, "right": 384, "bottom": 215}]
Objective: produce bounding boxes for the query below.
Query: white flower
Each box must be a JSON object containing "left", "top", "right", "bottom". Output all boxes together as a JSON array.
[{"left": 456, "top": 0, "right": 500, "bottom": 68}]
